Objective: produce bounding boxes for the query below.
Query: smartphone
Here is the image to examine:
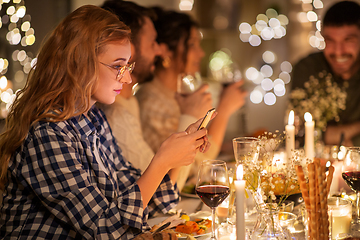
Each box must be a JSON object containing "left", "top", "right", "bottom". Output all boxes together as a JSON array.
[{"left": 197, "top": 108, "right": 216, "bottom": 130}]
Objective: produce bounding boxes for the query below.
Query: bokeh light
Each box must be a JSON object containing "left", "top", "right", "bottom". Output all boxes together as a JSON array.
[
  {"left": 264, "top": 92, "right": 276, "bottom": 105},
  {"left": 261, "top": 78, "right": 273, "bottom": 91},
  {"left": 262, "top": 51, "right": 276, "bottom": 64},
  {"left": 249, "top": 35, "right": 261, "bottom": 46},
  {"left": 280, "top": 61, "right": 292, "bottom": 73},
  {"left": 250, "top": 89, "right": 263, "bottom": 104},
  {"left": 245, "top": 67, "right": 259, "bottom": 81}
]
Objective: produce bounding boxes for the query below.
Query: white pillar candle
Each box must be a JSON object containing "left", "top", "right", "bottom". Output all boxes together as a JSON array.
[
  {"left": 328, "top": 198, "right": 352, "bottom": 239},
  {"left": 235, "top": 165, "right": 245, "bottom": 240},
  {"left": 304, "top": 112, "right": 315, "bottom": 160},
  {"left": 285, "top": 110, "right": 295, "bottom": 164}
]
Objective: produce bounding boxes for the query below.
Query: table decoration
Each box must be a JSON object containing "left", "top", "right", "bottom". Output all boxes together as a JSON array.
[
  {"left": 285, "top": 110, "right": 295, "bottom": 165},
  {"left": 304, "top": 112, "right": 315, "bottom": 160},
  {"left": 295, "top": 158, "right": 335, "bottom": 239},
  {"left": 233, "top": 133, "right": 300, "bottom": 239},
  {"left": 235, "top": 164, "right": 245, "bottom": 240},
  {"left": 287, "top": 71, "right": 347, "bottom": 132},
  {"left": 328, "top": 197, "right": 352, "bottom": 239}
]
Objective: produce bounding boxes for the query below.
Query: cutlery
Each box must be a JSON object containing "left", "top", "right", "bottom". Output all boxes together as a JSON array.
[{"left": 152, "top": 222, "right": 171, "bottom": 235}]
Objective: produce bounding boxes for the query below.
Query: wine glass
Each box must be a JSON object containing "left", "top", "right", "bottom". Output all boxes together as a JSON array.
[
  {"left": 196, "top": 160, "right": 230, "bottom": 240},
  {"left": 211, "top": 61, "right": 242, "bottom": 88},
  {"left": 342, "top": 147, "right": 360, "bottom": 231},
  {"left": 177, "top": 72, "right": 202, "bottom": 95}
]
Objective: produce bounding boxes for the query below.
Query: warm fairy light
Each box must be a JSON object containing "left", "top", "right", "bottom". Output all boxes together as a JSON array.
[
  {"left": 264, "top": 92, "right": 276, "bottom": 105},
  {"left": 236, "top": 164, "right": 244, "bottom": 181},
  {"left": 179, "top": 0, "right": 193, "bottom": 11},
  {"left": 0, "top": 0, "right": 36, "bottom": 118},
  {"left": 0, "top": 76, "right": 8, "bottom": 89},
  {"left": 238, "top": 8, "right": 289, "bottom": 46},
  {"left": 304, "top": 112, "right": 312, "bottom": 122},
  {"left": 288, "top": 110, "right": 294, "bottom": 125}
]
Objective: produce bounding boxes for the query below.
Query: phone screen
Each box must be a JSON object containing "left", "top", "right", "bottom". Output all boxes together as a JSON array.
[{"left": 197, "top": 108, "right": 216, "bottom": 130}]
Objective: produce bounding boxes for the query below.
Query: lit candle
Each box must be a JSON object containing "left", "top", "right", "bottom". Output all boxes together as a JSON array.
[
  {"left": 285, "top": 110, "right": 295, "bottom": 164},
  {"left": 328, "top": 197, "right": 352, "bottom": 239},
  {"left": 235, "top": 165, "right": 245, "bottom": 240},
  {"left": 304, "top": 112, "right": 315, "bottom": 160}
]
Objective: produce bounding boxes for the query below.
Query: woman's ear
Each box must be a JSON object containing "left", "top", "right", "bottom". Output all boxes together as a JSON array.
[
  {"left": 158, "top": 43, "right": 172, "bottom": 59},
  {"left": 159, "top": 43, "right": 173, "bottom": 68}
]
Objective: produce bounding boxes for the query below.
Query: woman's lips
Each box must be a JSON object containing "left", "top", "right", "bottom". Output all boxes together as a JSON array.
[{"left": 114, "top": 89, "right": 121, "bottom": 94}]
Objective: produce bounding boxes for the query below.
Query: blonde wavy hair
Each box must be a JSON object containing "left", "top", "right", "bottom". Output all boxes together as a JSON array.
[{"left": 0, "top": 5, "right": 131, "bottom": 184}]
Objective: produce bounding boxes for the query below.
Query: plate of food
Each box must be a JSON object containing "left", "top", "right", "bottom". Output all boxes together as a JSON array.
[{"left": 148, "top": 211, "right": 212, "bottom": 239}]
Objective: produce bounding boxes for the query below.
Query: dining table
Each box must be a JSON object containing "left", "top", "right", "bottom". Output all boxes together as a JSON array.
[{"left": 149, "top": 192, "right": 360, "bottom": 240}]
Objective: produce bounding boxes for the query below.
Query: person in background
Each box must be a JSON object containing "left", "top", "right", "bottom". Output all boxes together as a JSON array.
[
  {"left": 0, "top": 5, "right": 209, "bottom": 239},
  {"left": 100, "top": 1, "right": 215, "bottom": 191},
  {"left": 291, "top": 1, "right": 360, "bottom": 146},
  {"left": 135, "top": 7, "right": 247, "bottom": 188},
  {"left": 99, "top": 0, "right": 159, "bottom": 173}
]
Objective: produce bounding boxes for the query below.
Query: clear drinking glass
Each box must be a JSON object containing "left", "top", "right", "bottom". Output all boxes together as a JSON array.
[
  {"left": 342, "top": 147, "right": 360, "bottom": 232},
  {"left": 196, "top": 160, "right": 230, "bottom": 240},
  {"left": 177, "top": 72, "right": 202, "bottom": 95},
  {"left": 232, "top": 137, "right": 261, "bottom": 194}
]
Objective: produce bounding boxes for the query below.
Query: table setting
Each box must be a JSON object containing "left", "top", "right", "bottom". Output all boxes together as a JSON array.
[{"left": 146, "top": 110, "right": 360, "bottom": 240}]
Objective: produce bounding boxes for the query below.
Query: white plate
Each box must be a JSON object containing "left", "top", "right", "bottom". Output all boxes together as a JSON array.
[{"left": 148, "top": 211, "right": 212, "bottom": 239}]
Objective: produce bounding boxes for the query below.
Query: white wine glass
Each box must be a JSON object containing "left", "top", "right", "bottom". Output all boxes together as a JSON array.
[{"left": 196, "top": 160, "right": 230, "bottom": 240}]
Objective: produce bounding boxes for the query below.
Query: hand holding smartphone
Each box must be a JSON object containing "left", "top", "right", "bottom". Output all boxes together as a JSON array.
[{"left": 197, "top": 108, "right": 216, "bottom": 130}]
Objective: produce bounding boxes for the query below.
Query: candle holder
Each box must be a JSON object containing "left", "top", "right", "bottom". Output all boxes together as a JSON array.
[
  {"left": 328, "top": 197, "right": 352, "bottom": 239},
  {"left": 251, "top": 204, "right": 292, "bottom": 240}
]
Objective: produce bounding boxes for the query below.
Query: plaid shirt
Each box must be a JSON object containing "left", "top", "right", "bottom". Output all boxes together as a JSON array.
[{"left": 0, "top": 106, "right": 179, "bottom": 239}]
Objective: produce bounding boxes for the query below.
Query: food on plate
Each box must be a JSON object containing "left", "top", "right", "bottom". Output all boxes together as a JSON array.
[
  {"left": 151, "top": 215, "right": 186, "bottom": 233},
  {"left": 133, "top": 231, "right": 178, "bottom": 240},
  {"left": 150, "top": 213, "right": 212, "bottom": 237},
  {"left": 175, "top": 219, "right": 211, "bottom": 236},
  {"left": 153, "top": 231, "right": 178, "bottom": 240}
]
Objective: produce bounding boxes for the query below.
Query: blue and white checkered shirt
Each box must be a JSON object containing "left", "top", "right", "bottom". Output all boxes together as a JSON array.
[{"left": 0, "top": 106, "right": 179, "bottom": 239}]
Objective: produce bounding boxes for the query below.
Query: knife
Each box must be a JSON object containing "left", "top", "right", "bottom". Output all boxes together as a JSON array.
[{"left": 152, "top": 221, "right": 171, "bottom": 235}]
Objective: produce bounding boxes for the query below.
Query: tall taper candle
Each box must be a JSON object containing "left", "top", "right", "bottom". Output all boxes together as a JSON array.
[
  {"left": 235, "top": 165, "right": 245, "bottom": 240},
  {"left": 286, "top": 110, "right": 295, "bottom": 164},
  {"left": 304, "top": 112, "right": 315, "bottom": 160}
]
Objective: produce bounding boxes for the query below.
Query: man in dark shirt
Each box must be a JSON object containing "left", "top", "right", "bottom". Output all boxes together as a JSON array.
[{"left": 292, "top": 1, "right": 360, "bottom": 146}]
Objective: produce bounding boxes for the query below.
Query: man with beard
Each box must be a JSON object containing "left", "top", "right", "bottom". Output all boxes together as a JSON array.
[
  {"left": 291, "top": 1, "right": 360, "bottom": 146},
  {"left": 99, "top": 0, "right": 161, "bottom": 173}
]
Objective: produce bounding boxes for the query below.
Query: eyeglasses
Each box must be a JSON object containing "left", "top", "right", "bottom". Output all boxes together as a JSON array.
[{"left": 100, "top": 62, "right": 136, "bottom": 81}]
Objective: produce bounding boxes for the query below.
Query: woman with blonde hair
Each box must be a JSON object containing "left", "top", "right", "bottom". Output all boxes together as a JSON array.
[{"left": 0, "top": 5, "right": 209, "bottom": 239}]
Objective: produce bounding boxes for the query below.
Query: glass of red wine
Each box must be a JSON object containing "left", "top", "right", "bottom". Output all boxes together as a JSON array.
[
  {"left": 342, "top": 147, "right": 360, "bottom": 231},
  {"left": 196, "top": 160, "right": 230, "bottom": 240}
]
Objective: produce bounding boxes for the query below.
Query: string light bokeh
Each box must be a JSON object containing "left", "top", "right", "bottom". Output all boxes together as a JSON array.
[{"left": 0, "top": 0, "right": 36, "bottom": 118}]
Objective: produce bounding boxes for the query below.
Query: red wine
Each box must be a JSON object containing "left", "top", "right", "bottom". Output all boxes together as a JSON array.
[
  {"left": 342, "top": 171, "right": 360, "bottom": 192},
  {"left": 196, "top": 185, "right": 230, "bottom": 208}
]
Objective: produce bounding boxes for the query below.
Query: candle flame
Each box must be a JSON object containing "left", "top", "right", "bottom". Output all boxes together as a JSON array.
[
  {"left": 237, "top": 164, "right": 243, "bottom": 181},
  {"left": 304, "top": 112, "right": 312, "bottom": 122},
  {"left": 288, "top": 110, "right": 294, "bottom": 125}
]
